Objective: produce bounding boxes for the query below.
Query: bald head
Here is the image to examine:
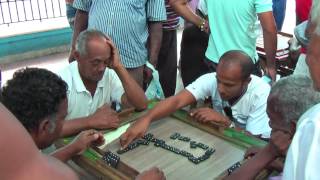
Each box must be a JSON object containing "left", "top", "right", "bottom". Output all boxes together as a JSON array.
[{"left": 219, "top": 50, "right": 254, "bottom": 80}]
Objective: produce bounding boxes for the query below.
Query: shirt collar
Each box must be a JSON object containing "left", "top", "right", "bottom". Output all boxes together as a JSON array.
[{"left": 71, "top": 61, "right": 106, "bottom": 93}]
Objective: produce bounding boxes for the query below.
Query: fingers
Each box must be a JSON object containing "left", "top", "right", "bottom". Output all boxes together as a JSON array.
[
  {"left": 190, "top": 108, "right": 211, "bottom": 123},
  {"left": 119, "top": 131, "right": 136, "bottom": 149},
  {"left": 93, "top": 132, "right": 105, "bottom": 146}
]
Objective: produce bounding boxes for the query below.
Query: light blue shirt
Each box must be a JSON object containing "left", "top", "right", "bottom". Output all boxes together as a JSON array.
[{"left": 198, "top": 0, "right": 273, "bottom": 63}]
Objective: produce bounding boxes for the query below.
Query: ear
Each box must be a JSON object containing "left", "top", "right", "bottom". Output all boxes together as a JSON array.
[
  {"left": 289, "top": 120, "right": 297, "bottom": 136},
  {"left": 38, "top": 119, "right": 51, "bottom": 136},
  {"left": 74, "top": 51, "right": 81, "bottom": 62},
  {"left": 244, "top": 76, "right": 251, "bottom": 85}
]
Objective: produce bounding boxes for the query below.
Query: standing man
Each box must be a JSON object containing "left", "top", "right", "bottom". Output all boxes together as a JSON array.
[
  {"left": 169, "top": 0, "right": 278, "bottom": 81},
  {"left": 157, "top": 0, "right": 180, "bottom": 97},
  {"left": 69, "top": 0, "right": 166, "bottom": 87},
  {"left": 59, "top": 30, "right": 147, "bottom": 136}
]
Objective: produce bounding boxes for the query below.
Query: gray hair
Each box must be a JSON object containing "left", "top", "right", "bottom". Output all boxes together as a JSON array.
[
  {"left": 270, "top": 75, "right": 320, "bottom": 123},
  {"left": 311, "top": 0, "right": 320, "bottom": 35},
  {"left": 76, "top": 29, "right": 108, "bottom": 56}
]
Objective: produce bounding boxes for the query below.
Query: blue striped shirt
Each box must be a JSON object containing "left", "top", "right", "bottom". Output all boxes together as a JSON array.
[{"left": 73, "top": 0, "right": 166, "bottom": 68}]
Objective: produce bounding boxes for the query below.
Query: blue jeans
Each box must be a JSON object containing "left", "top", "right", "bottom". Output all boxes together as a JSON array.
[{"left": 272, "top": 0, "right": 287, "bottom": 31}]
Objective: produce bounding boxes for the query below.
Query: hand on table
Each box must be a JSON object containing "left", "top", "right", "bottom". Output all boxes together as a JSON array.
[
  {"left": 119, "top": 117, "right": 151, "bottom": 149},
  {"left": 189, "top": 107, "right": 230, "bottom": 126},
  {"left": 70, "top": 130, "right": 105, "bottom": 155},
  {"left": 88, "top": 104, "right": 120, "bottom": 130}
]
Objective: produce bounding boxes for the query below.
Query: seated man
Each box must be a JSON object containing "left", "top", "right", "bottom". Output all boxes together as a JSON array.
[
  {"left": 0, "top": 69, "right": 164, "bottom": 180},
  {"left": 226, "top": 75, "right": 320, "bottom": 180},
  {"left": 58, "top": 29, "right": 148, "bottom": 136},
  {"left": 120, "top": 50, "right": 271, "bottom": 147},
  {"left": 0, "top": 102, "right": 78, "bottom": 180},
  {"left": 1, "top": 68, "right": 104, "bottom": 162},
  {"left": 282, "top": 1, "right": 320, "bottom": 179}
]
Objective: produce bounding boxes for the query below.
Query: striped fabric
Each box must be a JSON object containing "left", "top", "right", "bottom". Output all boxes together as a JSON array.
[
  {"left": 163, "top": 0, "right": 180, "bottom": 30},
  {"left": 73, "top": 0, "right": 166, "bottom": 68}
]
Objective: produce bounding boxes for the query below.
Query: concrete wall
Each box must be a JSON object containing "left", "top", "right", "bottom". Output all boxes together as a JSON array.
[{"left": 0, "top": 28, "right": 72, "bottom": 64}]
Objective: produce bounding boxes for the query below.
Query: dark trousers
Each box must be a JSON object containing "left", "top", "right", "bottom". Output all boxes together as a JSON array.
[
  {"left": 157, "top": 29, "right": 178, "bottom": 97},
  {"left": 180, "top": 25, "right": 209, "bottom": 86}
]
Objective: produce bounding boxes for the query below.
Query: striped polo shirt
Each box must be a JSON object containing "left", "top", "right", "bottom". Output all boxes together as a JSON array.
[
  {"left": 163, "top": 0, "right": 180, "bottom": 30},
  {"left": 73, "top": 0, "right": 166, "bottom": 68}
]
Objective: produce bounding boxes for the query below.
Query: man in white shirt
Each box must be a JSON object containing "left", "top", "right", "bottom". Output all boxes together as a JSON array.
[
  {"left": 120, "top": 50, "right": 271, "bottom": 147},
  {"left": 58, "top": 29, "right": 148, "bottom": 136},
  {"left": 282, "top": 1, "right": 320, "bottom": 179},
  {"left": 225, "top": 75, "right": 320, "bottom": 180}
]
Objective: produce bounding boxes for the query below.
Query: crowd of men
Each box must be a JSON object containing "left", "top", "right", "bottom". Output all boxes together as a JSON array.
[{"left": 0, "top": 0, "right": 320, "bottom": 179}]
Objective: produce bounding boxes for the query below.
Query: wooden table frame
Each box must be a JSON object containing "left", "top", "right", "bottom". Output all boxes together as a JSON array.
[{"left": 57, "top": 102, "right": 269, "bottom": 180}]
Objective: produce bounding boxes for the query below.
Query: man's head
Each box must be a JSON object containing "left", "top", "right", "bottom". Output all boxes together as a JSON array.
[
  {"left": 1, "top": 68, "right": 68, "bottom": 149},
  {"left": 267, "top": 75, "right": 320, "bottom": 139},
  {"left": 216, "top": 50, "right": 254, "bottom": 100},
  {"left": 75, "top": 29, "right": 112, "bottom": 83}
]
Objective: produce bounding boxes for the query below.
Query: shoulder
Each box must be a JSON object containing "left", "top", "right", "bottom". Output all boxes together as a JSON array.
[
  {"left": 248, "top": 75, "right": 271, "bottom": 96},
  {"left": 57, "top": 62, "right": 78, "bottom": 88},
  {"left": 197, "top": 72, "right": 217, "bottom": 83}
]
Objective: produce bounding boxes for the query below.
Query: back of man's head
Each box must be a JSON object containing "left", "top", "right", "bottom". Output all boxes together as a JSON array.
[
  {"left": 219, "top": 50, "right": 254, "bottom": 80},
  {"left": 269, "top": 75, "right": 320, "bottom": 124},
  {"left": 1, "top": 68, "right": 67, "bottom": 132}
]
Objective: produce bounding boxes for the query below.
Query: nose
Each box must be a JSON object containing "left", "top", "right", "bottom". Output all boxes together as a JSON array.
[
  {"left": 217, "top": 83, "right": 226, "bottom": 96},
  {"left": 98, "top": 62, "right": 107, "bottom": 72}
]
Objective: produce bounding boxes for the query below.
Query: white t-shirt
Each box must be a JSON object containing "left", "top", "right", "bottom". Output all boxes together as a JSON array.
[
  {"left": 283, "top": 103, "right": 320, "bottom": 180},
  {"left": 186, "top": 73, "right": 271, "bottom": 137},
  {"left": 58, "top": 61, "right": 124, "bottom": 120}
]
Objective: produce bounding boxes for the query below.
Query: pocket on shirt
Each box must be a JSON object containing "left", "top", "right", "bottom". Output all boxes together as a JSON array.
[{"left": 124, "top": 0, "right": 145, "bottom": 10}]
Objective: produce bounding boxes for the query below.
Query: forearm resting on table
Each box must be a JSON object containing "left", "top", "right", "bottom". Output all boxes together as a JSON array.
[
  {"left": 51, "top": 144, "right": 80, "bottom": 162},
  {"left": 61, "top": 117, "right": 91, "bottom": 137}
]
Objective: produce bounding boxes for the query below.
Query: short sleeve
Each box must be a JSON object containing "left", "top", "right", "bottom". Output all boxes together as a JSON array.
[
  {"left": 146, "top": 0, "right": 167, "bottom": 22},
  {"left": 109, "top": 71, "right": 125, "bottom": 104},
  {"left": 185, "top": 73, "right": 217, "bottom": 101},
  {"left": 245, "top": 86, "right": 271, "bottom": 138},
  {"left": 197, "top": 0, "right": 208, "bottom": 15},
  {"left": 73, "top": 0, "right": 92, "bottom": 12},
  {"left": 255, "top": 0, "right": 273, "bottom": 14},
  {"left": 283, "top": 118, "right": 320, "bottom": 180}
]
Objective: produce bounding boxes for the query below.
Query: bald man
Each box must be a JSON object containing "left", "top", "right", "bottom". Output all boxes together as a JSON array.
[
  {"left": 120, "top": 50, "right": 271, "bottom": 148},
  {"left": 0, "top": 103, "right": 78, "bottom": 180},
  {"left": 58, "top": 29, "right": 147, "bottom": 137}
]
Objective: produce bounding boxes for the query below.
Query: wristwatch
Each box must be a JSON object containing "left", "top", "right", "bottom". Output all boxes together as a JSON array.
[{"left": 229, "top": 121, "right": 235, "bottom": 128}]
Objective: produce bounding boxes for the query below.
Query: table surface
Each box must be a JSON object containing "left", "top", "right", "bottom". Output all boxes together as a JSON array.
[{"left": 102, "top": 116, "right": 246, "bottom": 180}]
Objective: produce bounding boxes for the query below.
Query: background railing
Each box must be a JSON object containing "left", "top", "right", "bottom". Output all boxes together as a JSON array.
[{"left": 0, "top": 0, "right": 66, "bottom": 26}]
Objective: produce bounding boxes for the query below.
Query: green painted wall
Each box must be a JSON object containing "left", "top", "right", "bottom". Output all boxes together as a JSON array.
[{"left": 0, "top": 28, "right": 72, "bottom": 58}]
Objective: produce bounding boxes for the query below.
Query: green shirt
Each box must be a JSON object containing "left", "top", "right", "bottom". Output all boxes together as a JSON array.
[{"left": 198, "top": 0, "right": 272, "bottom": 63}]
